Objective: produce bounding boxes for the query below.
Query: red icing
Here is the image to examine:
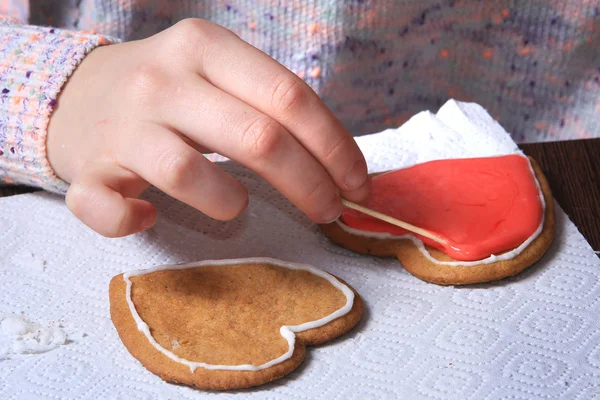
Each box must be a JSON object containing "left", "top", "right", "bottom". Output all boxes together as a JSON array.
[{"left": 340, "top": 154, "right": 543, "bottom": 261}]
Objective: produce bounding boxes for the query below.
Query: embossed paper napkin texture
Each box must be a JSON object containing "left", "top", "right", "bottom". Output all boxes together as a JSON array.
[{"left": 1, "top": 101, "right": 599, "bottom": 399}]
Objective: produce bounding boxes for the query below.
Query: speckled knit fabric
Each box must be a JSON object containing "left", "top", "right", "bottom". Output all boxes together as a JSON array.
[
  {"left": 2, "top": 0, "right": 600, "bottom": 192},
  {"left": 0, "top": 15, "right": 115, "bottom": 192}
]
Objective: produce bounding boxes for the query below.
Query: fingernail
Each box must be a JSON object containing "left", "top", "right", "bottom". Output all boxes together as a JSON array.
[
  {"left": 142, "top": 214, "right": 155, "bottom": 229},
  {"left": 321, "top": 197, "right": 343, "bottom": 224},
  {"left": 345, "top": 160, "right": 368, "bottom": 189}
]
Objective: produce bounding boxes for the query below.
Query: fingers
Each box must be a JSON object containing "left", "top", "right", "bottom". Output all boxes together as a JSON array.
[
  {"left": 66, "top": 125, "right": 248, "bottom": 237},
  {"left": 156, "top": 78, "right": 342, "bottom": 223},
  {"left": 171, "top": 19, "right": 369, "bottom": 201},
  {"left": 116, "top": 124, "right": 249, "bottom": 221},
  {"left": 66, "top": 166, "right": 156, "bottom": 238}
]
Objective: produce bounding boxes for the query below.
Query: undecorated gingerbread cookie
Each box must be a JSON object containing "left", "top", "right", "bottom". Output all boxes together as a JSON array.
[
  {"left": 320, "top": 155, "right": 555, "bottom": 285},
  {"left": 109, "top": 258, "right": 362, "bottom": 390}
]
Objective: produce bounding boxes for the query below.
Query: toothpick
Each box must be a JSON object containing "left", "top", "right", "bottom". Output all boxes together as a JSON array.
[{"left": 341, "top": 199, "right": 448, "bottom": 246}]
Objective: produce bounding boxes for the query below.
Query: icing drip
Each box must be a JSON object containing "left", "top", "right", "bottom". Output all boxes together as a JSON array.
[
  {"left": 0, "top": 314, "right": 67, "bottom": 357},
  {"left": 123, "top": 257, "right": 354, "bottom": 372}
]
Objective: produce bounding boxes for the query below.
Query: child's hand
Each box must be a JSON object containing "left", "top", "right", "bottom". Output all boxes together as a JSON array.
[{"left": 47, "top": 19, "right": 369, "bottom": 237}]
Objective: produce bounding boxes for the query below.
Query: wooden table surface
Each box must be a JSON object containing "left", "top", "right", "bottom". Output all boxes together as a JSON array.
[
  {"left": 520, "top": 138, "right": 599, "bottom": 254},
  {"left": 2, "top": 138, "right": 599, "bottom": 254}
]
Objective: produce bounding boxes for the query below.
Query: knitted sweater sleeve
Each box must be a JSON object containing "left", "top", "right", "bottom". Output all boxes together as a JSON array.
[{"left": 0, "top": 13, "right": 116, "bottom": 193}]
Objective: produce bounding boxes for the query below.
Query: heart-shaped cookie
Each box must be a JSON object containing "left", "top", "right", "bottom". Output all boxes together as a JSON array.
[
  {"left": 109, "top": 258, "right": 363, "bottom": 390},
  {"left": 320, "top": 156, "right": 555, "bottom": 285}
]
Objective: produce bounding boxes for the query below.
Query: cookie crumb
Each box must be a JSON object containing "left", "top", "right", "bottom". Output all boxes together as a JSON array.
[
  {"left": 71, "top": 331, "right": 88, "bottom": 341},
  {"left": 27, "top": 252, "right": 46, "bottom": 272}
]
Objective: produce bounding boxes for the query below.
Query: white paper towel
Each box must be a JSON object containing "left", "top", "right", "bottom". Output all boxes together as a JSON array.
[{"left": 0, "top": 101, "right": 599, "bottom": 399}]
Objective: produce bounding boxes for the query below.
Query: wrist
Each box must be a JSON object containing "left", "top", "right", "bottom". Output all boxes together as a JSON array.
[{"left": 47, "top": 44, "right": 114, "bottom": 184}]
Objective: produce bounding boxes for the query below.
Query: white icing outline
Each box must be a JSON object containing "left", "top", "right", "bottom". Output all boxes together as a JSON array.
[
  {"left": 336, "top": 153, "right": 546, "bottom": 266},
  {"left": 123, "top": 257, "right": 354, "bottom": 372}
]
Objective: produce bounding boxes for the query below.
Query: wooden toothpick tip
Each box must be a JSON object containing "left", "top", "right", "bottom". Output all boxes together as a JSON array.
[{"left": 341, "top": 199, "right": 447, "bottom": 246}]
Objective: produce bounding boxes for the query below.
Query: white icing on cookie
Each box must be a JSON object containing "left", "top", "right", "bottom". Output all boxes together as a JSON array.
[
  {"left": 123, "top": 257, "right": 354, "bottom": 372},
  {"left": 337, "top": 100, "right": 547, "bottom": 266}
]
